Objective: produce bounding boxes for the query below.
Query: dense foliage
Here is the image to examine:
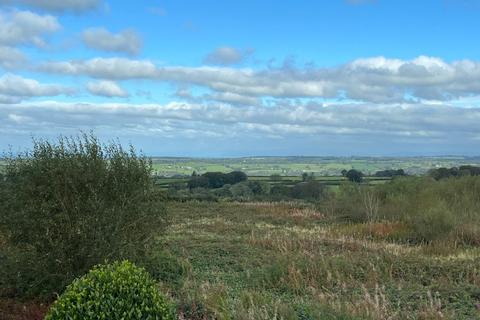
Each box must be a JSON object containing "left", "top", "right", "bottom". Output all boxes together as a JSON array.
[
  {"left": 187, "top": 171, "right": 247, "bottom": 189},
  {"left": 429, "top": 165, "right": 480, "bottom": 180},
  {"left": 345, "top": 169, "right": 364, "bottom": 183},
  {"left": 0, "top": 134, "right": 167, "bottom": 297},
  {"left": 45, "top": 261, "right": 175, "bottom": 320},
  {"left": 332, "top": 176, "right": 480, "bottom": 244},
  {"left": 374, "top": 169, "right": 406, "bottom": 177}
]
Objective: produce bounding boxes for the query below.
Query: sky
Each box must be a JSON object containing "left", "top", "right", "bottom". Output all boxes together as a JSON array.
[{"left": 1, "top": 0, "right": 480, "bottom": 156}]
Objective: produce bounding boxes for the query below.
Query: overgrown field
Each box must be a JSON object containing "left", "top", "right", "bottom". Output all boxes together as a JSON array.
[
  {"left": 158, "top": 201, "right": 480, "bottom": 320},
  {"left": 2, "top": 137, "right": 480, "bottom": 319}
]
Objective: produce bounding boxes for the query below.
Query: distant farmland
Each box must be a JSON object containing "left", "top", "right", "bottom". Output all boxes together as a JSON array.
[{"left": 150, "top": 156, "right": 480, "bottom": 177}]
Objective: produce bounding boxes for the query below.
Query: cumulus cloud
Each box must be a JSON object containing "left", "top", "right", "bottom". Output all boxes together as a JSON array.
[
  {"left": 39, "top": 58, "right": 158, "bottom": 78},
  {"left": 38, "top": 55, "right": 480, "bottom": 103},
  {"left": 0, "top": 0, "right": 100, "bottom": 12},
  {"left": 204, "top": 47, "right": 252, "bottom": 65},
  {"left": 0, "top": 10, "right": 60, "bottom": 47},
  {"left": 0, "top": 46, "right": 26, "bottom": 69},
  {"left": 86, "top": 80, "right": 129, "bottom": 97},
  {"left": 0, "top": 73, "right": 74, "bottom": 98},
  {"left": 0, "top": 94, "right": 21, "bottom": 104},
  {"left": 82, "top": 28, "right": 143, "bottom": 55},
  {"left": 2, "top": 100, "right": 480, "bottom": 155}
]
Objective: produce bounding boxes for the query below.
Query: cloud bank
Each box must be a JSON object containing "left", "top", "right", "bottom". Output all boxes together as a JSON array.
[{"left": 39, "top": 56, "right": 480, "bottom": 104}]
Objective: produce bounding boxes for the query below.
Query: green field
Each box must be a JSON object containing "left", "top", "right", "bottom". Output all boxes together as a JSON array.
[{"left": 150, "top": 156, "right": 480, "bottom": 177}]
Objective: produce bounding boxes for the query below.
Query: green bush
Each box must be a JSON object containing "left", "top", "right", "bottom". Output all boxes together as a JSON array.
[
  {"left": 0, "top": 134, "right": 167, "bottom": 297},
  {"left": 230, "top": 181, "right": 253, "bottom": 200},
  {"left": 45, "top": 260, "right": 175, "bottom": 320},
  {"left": 291, "top": 181, "right": 326, "bottom": 200},
  {"left": 408, "top": 201, "right": 456, "bottom": 243},
  {"left": 335, "top": 176, "right": 480, "bottom": 245}
]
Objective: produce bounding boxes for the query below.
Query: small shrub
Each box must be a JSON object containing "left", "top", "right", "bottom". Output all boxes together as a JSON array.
[
  {"left": 230, "top": 181, "right": 254, "bottom": 200},
  {"left": 45, "top": 261, "right": 175, "bottom": 320},
  {"left": 291, "top": 181, "right": 326, "bottom": 200},
  {"left": 408, "top": 201, "right": 456, "bottom": 243}
]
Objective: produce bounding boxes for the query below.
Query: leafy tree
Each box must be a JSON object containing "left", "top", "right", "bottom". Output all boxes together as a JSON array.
[
  {"left": 247, "top": 180, "right": 271, "bottom": 195},
  {"left": 459, "top": 165, "right": 480, "bottom": 176},
  {"left": 188, "top": 171, "right": 247, "bottom": 189},
  {"left": 346, "top": 169, "right": 364, "bottom": 183},
  {"left": 230, "top": 181, "right": 253, "bottom": 199},
  {"left": 429, "top": 167, "right": 458, "bottom": 180},
  {"left": 374, "top": 169, "right": 406, "bottom": 177},
  {"left": 0, "top": 134, "right": 167, "bottom": 297},
  {"left": 202, "top": 172, "right": 227, "bottom": 188},
  {"left": 187, "top": 175, "right": 209, "bottom": 189},
  {"left": 301, "top": 172, "right": 314, "bottom": 182},
  {"left": 225, "top": 171, "right": 247, "bottom": 185}
]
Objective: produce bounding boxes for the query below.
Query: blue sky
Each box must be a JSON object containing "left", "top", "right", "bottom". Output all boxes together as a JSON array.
[{"left": 1, "top": 0, "right": 480, "bottom": 156}]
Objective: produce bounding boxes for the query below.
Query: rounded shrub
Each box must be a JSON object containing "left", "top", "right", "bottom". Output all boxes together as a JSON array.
[{"left": 45, "top": 261, "right": 175, "bottom": 320}]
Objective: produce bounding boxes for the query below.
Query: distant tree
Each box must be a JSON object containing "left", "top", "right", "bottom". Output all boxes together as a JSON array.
[
  {"left": 291, "top": 181, "right": 326, "bottom": 200},
  {"left": 225, "top": 171, "right": 247, "bottom": 185},
  {"left": 429, "top": 167, "right": 457, "bottom": 180},
  {"left": 301, "top": 172, "right": 314, "bottom": 182},
  {"left": 247, "top": 180, "right": 270, "bottom": 195},
  {"left": 341, "top": 169, "right": 348, "bottom": 177},
  {"left": 429, "top": 165, "right": 480, "bottom": 180},
  {"left": 459, "top": 165, "right": 480, "bottom": 176},
  {"left": 187, "top": 175, "right": 209, "bottom": 189},
  {"left": 374, "top": 169, "right": 406, "bottom": 177},
  {"left": 346, "top": 169, "right": 364, "bottom": 183},
  {"left": 230, "top": 182, "right": 253, "bottom": 199},
  {"left": 202, "top": 172, "right": 227, "bottom": 188},
  {"left": 188, "top": 171, "right": 247, "bottom": 189},
  {"left": 270, "top": 185, "right": 291, "bottom": 198}
]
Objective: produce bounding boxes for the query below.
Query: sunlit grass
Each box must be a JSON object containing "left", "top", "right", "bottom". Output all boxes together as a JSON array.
[{"left": 159, "top": 201, "right": 480, "bottom": 319}]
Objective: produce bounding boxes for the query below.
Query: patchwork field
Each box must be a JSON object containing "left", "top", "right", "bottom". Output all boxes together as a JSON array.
[
  {"left": 159, "top": 201, "right": 480, "bottom": 320},
  {"left": 150, "top": 156, "right": 480, "bottom": 177}
]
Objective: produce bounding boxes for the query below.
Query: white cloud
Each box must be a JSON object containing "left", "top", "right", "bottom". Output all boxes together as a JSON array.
[
  {"left": 0, "top": 94, "right": 21, "bottom": 103},
  {"left": 0, "top": 0, "right": 100, "bottom": 12},
  {"left": 2, "top": 100, "right": 479, "bottom": 138},
  {"left": 204, "top": 47, "right": 252, "bottom": 65},
  {"left": 2, "top": 99, "right": 480, "bottom": 155},
  {"left": 86, "top": 80, "right": 129, "bottom": 97},
  {"left": 39, "top": 57, "right": 158, "bottom": 78},
  {"left": 82, "top": 28, "right": 142, "bottom": 55},
  {"left": 0, "top": 46, "right": 26, "bottom": 69},
  {"left": 0, "top": 10, "right": 60, "bottom": 47},
  {"left": 37, "top": 55, "right": 480, "bottom": 104},
  {"left": 0, "top": 73, "right": 74, "bottom": 98}
]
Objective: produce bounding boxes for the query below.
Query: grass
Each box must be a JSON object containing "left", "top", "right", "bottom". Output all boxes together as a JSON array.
[{"left": 156, "top": 201, "right": 480, "bottom": 319}]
